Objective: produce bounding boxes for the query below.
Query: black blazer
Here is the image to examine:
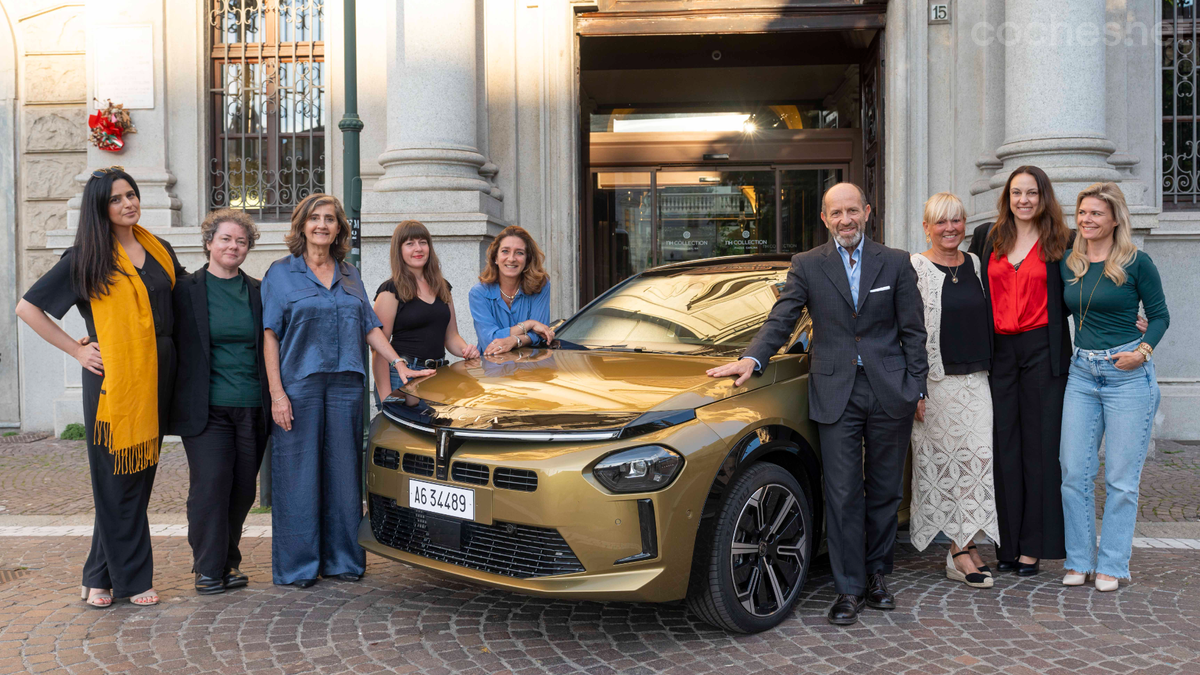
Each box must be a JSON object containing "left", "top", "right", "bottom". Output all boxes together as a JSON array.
[
  {"left": 967, "top": 222, "right": 1072, "bottom": 378},
  {"left": 168, "top": 265, "right": 272, "bottom": 440}
]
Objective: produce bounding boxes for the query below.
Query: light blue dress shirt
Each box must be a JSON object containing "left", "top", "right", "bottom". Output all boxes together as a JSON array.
[
  {"left": 261, "top": 254, "right": 383, "bottom": 388},
  {"left": 836, "top": 237, "right": 865, "bottom": 366},
  {"left": 468, "top": 281, "right": 552, "bottom": 353}
]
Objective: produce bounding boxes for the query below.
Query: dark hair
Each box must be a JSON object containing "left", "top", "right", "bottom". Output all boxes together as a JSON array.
[
  {"left": 991, "top": 165, "right": 1071, "bottom": 262},
  {"left": 388, "top": 220, "right": 452, "bottom": 304},
  {"left": 285, "top": 193, "right": 351, "bottom": 261},
  {"left": 71, "top": 168, "right": 140, "bottom": 300},
  {"left": 478, "top": 225, "right": 549, "bottom": 295}
]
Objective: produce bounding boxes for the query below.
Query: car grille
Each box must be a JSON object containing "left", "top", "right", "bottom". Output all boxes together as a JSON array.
[
  {"left": 451, "top": 461, "right": 489, "bottom": 485},
  {"left": 493, "top": 468, "right": 538, "bottom": 492},
  {"left": 373, "top": 447, "right": 400, "bottom": 470},
  {"left": 368, "top": 494, "right": 585, "bottom": 579},
  {"left": 402, "top": 453, "right": 434, "bottom": 477}
]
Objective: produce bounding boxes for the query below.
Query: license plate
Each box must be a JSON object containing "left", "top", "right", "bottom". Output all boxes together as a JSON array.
[{"left": 408, "top": 479, "right": 475, "bottom": 520}]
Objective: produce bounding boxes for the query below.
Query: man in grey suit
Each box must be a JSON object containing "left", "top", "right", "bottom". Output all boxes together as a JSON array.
[{"left": 708, "top": 183, "right": 928, "bottom": 626}]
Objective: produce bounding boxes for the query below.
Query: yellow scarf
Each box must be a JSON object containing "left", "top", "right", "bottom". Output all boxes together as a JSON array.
[{"left": 91, "top": 225, "right": 176, "bottom": 474}]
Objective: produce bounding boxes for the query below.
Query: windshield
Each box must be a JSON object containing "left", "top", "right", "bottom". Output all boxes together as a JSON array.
[{"left": 556, "top": 264, "right": 792, "bottom": 355}]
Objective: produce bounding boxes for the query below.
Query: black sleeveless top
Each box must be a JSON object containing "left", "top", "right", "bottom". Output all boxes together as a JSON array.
[{"left": 376, "top": 279, "right": 450, "bottom": 361}]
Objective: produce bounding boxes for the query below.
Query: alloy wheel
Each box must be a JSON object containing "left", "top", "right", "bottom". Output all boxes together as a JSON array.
[{"left": 729, "top": 483, "right": 807, "bottom": 617}]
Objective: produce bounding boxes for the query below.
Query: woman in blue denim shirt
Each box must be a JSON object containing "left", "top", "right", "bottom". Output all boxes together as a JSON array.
[
  {"left": 1059, "top": 183, "right": 1170, "bottom": 592},
  {"left": 468, "top": 226, "right": 554, "bottom": 356},
  {"left": 262, "top": 194, "right": 429, "bottom": 588}
]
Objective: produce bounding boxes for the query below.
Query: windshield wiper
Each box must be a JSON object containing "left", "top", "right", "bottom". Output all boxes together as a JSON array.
[
  {"left": 593, "top": 346, "right": 683, "bottom": 355},
  {"left": 549, "top": 338, "right": 591, "bottom": 351}
]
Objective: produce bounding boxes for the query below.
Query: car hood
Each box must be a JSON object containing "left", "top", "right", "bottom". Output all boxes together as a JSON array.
[{"left": 382, "top": 348, "right": 774, "bottom": 433}]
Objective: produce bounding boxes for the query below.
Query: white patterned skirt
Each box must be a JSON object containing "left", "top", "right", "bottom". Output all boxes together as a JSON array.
[{"left": 909, "top": 371, "right": 1001, "bottom": 551}]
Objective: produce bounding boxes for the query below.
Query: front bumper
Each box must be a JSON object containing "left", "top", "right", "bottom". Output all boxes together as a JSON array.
[{"left": 359, "top": 413, "right": 727, "bottom": 602}]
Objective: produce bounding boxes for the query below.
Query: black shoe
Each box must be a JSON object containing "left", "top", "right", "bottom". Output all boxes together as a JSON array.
[
  {"left": 996, "top": 560, "right": 1018, "bottom": 572},
  {"left": 966, "top": 545, "right": 992, "bottom": 577},
  {"left": 827, "top": 594, "right": 866, "bottom": 625},
  {"left": 331, "top": 573, "right": 361, "bottom": 582},
  {"left": 291, "top": 578, "right": 318, "bottom": 588},
  {"left": 194, "top": 573, "right": 225, "bottom": 595},
  {"left": 865, "top": 574, "right": 895, "bottom": 610},
  {"left": 1016, "top": 560, "right": 1040, "bottom": 577},
  {"left": 223, "top": 568, "right": 249, "bottom": 589}
]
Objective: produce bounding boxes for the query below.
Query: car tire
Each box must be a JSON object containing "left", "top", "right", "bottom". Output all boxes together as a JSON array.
[{"left": 686, "top": 462, "right": 813, "bottom": 633}]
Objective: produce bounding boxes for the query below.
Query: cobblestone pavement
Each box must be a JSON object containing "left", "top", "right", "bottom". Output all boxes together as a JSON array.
[
  {"left": 1, "top": 538, "right": 1199, "bottom": 675},
  {"left": 3, "top": 436, "right": 1198, "bottom": 521}
]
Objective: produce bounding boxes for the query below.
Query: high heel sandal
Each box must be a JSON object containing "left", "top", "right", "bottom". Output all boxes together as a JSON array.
[
  {"left": 966, "top": 543, "right": 992, "bottom": 577},
  {"left": 946, "top": 550, "right": 993, "bottom": 588},
  {"left": 80, "top": 585, "right": 112, "bottom": 609},
  {"left": 130, "top": 589, "right": 159, "bottom": 606}
]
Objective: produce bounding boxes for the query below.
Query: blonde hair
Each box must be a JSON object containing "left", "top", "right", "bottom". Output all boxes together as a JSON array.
[
  {"left": 1065, "top": 182, "right": 1138, "bottom": 287},
  {"left": 388, "top": 220, "right": 452, "bottom": 304},
  {"left": 922, "top": 192, "right": 966, "bottom": 227}
]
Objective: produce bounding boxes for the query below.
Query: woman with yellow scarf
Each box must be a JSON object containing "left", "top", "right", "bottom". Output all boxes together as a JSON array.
[{"left": 16, "top": 168, "right": 185, "bottom": 608}]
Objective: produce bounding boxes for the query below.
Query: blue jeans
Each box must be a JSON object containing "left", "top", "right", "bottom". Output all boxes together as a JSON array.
[
  {"left": 371, "top": 369, "right": 403, "bottom": 408},
  {"left": 271, "top": 372, "right": 366, "bottom": 584},
  {"left": 1060, "top": 338, "right": 1159, "bottom": 579}
]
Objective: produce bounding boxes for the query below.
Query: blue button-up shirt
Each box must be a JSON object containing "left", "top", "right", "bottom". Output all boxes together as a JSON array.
[
  {"left": 836, "top": 237, "right": 865, "bottom": 366},
  {"left": 468, "top": 281, "right": 552, "bottom": 352},
  {"left": 262, "top": 254, "right": 383, "bottom": 388}
]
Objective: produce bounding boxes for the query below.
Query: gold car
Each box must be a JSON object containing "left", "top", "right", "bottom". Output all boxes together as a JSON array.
[{"left": 361, "top": 255, "right": 834, "bottom": 633}]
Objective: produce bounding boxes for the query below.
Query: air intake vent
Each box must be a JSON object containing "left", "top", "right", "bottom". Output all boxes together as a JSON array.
[
  {"left": 402, "top": 453, "right": 434, "bottom": 477},
  {"left": 368, "top": 494, "right": 585, "bottom": 579},
  {"left": 451, "top": 461, "right": 489, "bottom": 485},
  {"left": 493, "top": 468, "right": 538, "bottom": 492},
  {"left": 373, "top": 447, "right": 400, "bottom": 470}
]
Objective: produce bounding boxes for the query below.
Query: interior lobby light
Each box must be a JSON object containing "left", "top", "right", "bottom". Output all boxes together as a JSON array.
[{"left": 613, "top": 113, "right": 752, "bottom": 133}]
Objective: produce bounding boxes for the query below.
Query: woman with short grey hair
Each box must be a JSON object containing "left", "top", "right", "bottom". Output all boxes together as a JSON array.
[{"left": 169, "top": 208, "right": 272, "bottom": 596}]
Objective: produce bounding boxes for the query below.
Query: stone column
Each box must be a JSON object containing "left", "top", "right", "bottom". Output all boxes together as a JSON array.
[
  {"left": 362, "top": 0, "right": 503, "bottom": 349},
  {"left": 991, "top": 0, "right": 1120, "bottom": 198},
  {"left": 64, "top": 0, "right": 181, "bottom": 232}
]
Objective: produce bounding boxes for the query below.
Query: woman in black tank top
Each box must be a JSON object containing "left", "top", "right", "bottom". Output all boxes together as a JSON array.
[{"left": 371, "top": 220, "right": 479, "bottom": 402}]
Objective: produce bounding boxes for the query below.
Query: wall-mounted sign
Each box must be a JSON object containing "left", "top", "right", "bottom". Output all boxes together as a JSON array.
[
  {"left": 929, "top": 2, "right": 950, "bottom": 25},
  {"left": 92, "top": 24, "right": 155, "bottom": 109}
]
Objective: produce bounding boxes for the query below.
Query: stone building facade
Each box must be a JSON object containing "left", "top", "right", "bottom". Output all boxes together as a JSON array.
[{"left": 1, "top": 0, "right": 1195, "bottom": 437}]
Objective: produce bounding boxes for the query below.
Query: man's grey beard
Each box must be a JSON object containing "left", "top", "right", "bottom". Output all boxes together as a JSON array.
[{"left": 834, "top": 228, "right": 864, "bottom": 249}]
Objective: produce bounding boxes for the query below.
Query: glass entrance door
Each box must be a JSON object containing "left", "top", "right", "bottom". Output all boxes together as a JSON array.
[
  {"left": 586, "top": 165, "right": 844, "bottom": 300},
  {"left": 657, "top": 169, "right": 776, "bottom": 265}
]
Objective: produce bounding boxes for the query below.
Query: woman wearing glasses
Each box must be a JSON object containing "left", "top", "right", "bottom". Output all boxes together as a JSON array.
[{"left": 16, "top": 167, "right": 185, "bottom": 608}]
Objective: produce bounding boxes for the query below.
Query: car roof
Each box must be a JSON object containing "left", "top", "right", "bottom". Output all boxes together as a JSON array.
[{"left": 639, "top": 253, "right": 794, "bottom": 277}]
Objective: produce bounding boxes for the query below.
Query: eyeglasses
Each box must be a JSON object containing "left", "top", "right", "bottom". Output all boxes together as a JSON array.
[{"left": 90, "top": 166, "right": 125, "bottom": 178}]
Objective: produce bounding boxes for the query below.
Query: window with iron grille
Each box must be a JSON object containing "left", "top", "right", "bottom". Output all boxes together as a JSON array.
[
  {"left": 1164, "top": 0, "right": 1199, "bottom": 209},
  {"left": 209, "top": 0, "right": 326, "bottom": 219}
]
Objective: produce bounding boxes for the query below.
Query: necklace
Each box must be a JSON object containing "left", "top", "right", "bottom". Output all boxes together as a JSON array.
[
  {"left": 931, "top": 252, "right": 963, "bottom": 283},
  {"left": 499, "top": 286, "right": 517, "bottom": 301},
  {"left": 1078, "top": 267, "right": 1104, "bottom": 333}
]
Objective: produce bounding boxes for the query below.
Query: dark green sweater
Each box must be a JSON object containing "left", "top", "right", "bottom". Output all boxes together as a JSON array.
[
  {"left": 1060, "top": 251, "right": 1169, "bottom": 351},
  {"left": 206, "top": 272, "right": 262, "bottom": 407}
]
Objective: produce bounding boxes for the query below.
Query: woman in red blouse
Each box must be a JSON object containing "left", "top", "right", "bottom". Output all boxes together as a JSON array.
[{"left": 967, "top": 166, "right": 1072, "bottom": 576}]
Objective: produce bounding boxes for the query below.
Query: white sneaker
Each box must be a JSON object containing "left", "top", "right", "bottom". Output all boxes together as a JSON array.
[{"left": 1094, "top": 576, "right": 1120, "bottom": 592}]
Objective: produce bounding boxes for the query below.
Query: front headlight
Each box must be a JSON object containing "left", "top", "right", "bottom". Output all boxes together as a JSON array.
[{"left": 592, "top": 445, "right": 683, "bottom": 493}]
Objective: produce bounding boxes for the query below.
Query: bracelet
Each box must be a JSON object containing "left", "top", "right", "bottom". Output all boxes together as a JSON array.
[
  {"left": 272, "top": 393, "right": 287, "bottom": 403},
  {"left": 1136, "top": 343, "right": 1154, "bottom": 360}
]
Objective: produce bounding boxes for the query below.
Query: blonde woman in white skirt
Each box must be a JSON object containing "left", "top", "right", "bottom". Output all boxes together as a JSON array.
[{"left": 910, "top": 193, "right": 1001, "bottom": 589}]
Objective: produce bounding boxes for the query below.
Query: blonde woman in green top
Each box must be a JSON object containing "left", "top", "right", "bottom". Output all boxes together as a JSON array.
[{"left": 1059, "top": 182, "right": 1169, "bottom": 593}]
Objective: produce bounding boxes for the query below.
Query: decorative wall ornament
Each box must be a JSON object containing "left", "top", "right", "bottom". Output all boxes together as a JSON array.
[{"left": 88, "top": 99, "right": 137, "bottom": 152}]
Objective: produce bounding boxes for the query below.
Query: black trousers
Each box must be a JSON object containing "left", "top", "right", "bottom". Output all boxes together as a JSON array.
[
  {"left": 990, "top": 327, "right": 1067, "bottom": 562},
  {"left": 182, "top": 406, "right": 267, "bottom": 578},
  {"left": 81, "top": 335, "right": 174, "bottom": 598},
  {"left": 816, "top": 368, "right": 914, "bottom": 596}
]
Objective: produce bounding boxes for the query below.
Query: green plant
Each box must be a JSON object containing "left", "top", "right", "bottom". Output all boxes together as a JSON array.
[
  {"left": 249, "top": 506, "right": 271, "bottom": 514},
  {"left": 60, "top": 423, "right": 86, "bottom": 440},
  {"left": 2, "top": 431, "right": 16, "bottom": 437}
]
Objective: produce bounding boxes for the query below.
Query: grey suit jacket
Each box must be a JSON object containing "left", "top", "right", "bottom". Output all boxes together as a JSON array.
[{"left": 742, "top": 238, "right": 929, "bottom": 424}]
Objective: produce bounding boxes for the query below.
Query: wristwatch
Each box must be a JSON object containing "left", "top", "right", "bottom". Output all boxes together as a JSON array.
[
  {"left": 390, "top": 357, "right": 404, "bottom": 369},
  {"left": 1136, "top": 343, "right": 1154, "bottom": 360}
]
